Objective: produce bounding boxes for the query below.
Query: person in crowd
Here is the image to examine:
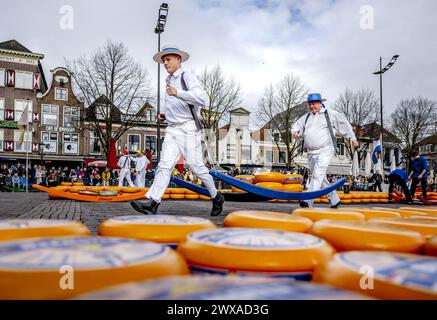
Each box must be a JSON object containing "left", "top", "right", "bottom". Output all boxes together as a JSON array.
[
  {"left": 102, "top": 166, "right": 111, "bottom": 187},
  {"left": 409, "top": 150, "right": 429, "bottom": 200}
]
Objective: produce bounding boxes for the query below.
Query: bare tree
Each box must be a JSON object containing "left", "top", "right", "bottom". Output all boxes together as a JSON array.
[
  {"left": 256, "top": 73, "right": 308, "bottom": 170},
  {"left": 390, "top": 97, "right": 437, "bottom": 163},
  {"left": 334, "top": 88, "right": 379, "bottom": 160},
  {"left": 67, "top": 40, "right": 153, "bottom": 159},
  {"left": 198, "top": 65, "right": 242, "bottom": 160}
]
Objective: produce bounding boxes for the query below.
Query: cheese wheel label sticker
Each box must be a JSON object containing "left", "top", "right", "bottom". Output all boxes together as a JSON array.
[
  {"left": 0, "top": 220, "right": 77, "bottom": 229},
  {"left": 0, "top": 237, "right": 167, "bottom": 270},
  {"left": 188, "top": 228, "right": 324, "bottom": 250},
  {"left": 337, "top": 252, "right": 437, "bottom": 293},
  {"left": 110, "top": 215, "right": 209, "bottom": 225}
]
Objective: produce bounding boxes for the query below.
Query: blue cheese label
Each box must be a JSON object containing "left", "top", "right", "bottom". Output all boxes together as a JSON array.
[
  {"left": 0, "top": 237, "right": 167, "bottom": 270},
  {"left": 110, "top": 215, "right": 209, "bottom": 225},
  {"left": 187, "top": 228, "right": 324, "bottom": 250},
  {"left": 77, "top": 275, "right": 367, "bottom": 300},
  {"left": 0, "top": 219, "right": 76, "bottom": 229},
  {"left": 337, "top": 251, "right": 437, "bottom": 293}
]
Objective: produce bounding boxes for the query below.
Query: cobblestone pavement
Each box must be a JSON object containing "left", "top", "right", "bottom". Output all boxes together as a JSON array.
[{"left": 0, "top": 192, "right": 407, "bottom": 234}]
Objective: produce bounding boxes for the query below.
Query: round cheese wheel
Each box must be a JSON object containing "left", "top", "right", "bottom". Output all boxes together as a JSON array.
[
  {"left": 231, "top": 186, "right": 245, "bottom": 193},
  {"left": 178, "top": 228, "right": 334, "bottom": 277},
  {"left": 425, "top": 235, "right": 437, "bottom": 256},
  {"left": 199, "top": 195, "right": 211, "bottom": 200},
  {"left": 185, "top": 194, "right": 199, "bottom": 200},
  {"left": 255, "top": 182, "right": 284, "bottom": 191},
  {"left": 351, "top": 193, "right": 362, "bottom": 199},
  {"left": 235, "top": 175, "right": 255, "bottom": 184},
  {"left": 371, "top": 207, "right": 428, "bottom": 218},
  {"left": 283, "top": 184, "right": 303, "bottom": 192},
  {"left": 0, "top": 220, "right": 91, "bottom": 242},
  {"left": 399, "top": 207, "right": 437, "bottom": 217},
  {"left": 86, "top": 186, "right": 105, "bottom": 192},
  {"left": 106, "top": 186, "right": 123, "bottom": 192},
  {"left": 69, "top": 186, "right": 86, "bottom": 193},
  {"left": 60, "top": 182, "right": 73, "bottom": 186},
  {"left": 76, "top": 275, "right": 368, "bottom": 300},
  {"left": 338, "top": 208, "right": 401, "bottom": 220},
  {"left": 184, "top": 189, "right": 198, "bottom": 195},
  {"left": 98, "top": 215, "right": 216, "bottom": 246},
  {"left": 224, "top": 211, "right": 313, "bottom": 232},
  {"left": 162, "top": 194, "right": 170, "bottom": 199},
  {"left": 314, "top": 251, "right": 437, "bottom": 299},
  {"left": 293, "top": 208, "right": 365, "bottom": 222},
  {"left": 170, "top": 194, "right": 185, "bottom": 200},
  {"left": 73, "top": 182, "right": 84, "bottom": 186},
  {"left": 255, "top": 172, "right": 284, "bottom": 183},
  {"left": 309, "top": 220, "right": 424, "bottom": 253},
  {"left": 368, "top": 218, "right": 437, "bottom": 239},
  {"left": 283, "top": 174, "right": 303, "bottom": 185},
  {"left": 121, "top": 187, "right": 140, "bottom": 193},
  {"left": 52, "top": 186, "right": 69, "bottom": 192},
  {"left": 0, "top": 237, "right": 189, "bottom": 299},
  {"left": 169, "top": 188, "right": 186, "bottom": 194}
]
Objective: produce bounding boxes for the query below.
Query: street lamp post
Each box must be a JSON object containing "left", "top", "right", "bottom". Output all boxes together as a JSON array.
[
  {"left": 372, "top": 55, "right": 399, "bottom": 173},
  {"left": 154, "top": 3, "right": 169, "bottom": 163}
]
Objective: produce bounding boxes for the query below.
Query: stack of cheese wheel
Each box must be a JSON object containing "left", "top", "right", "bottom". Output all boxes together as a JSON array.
[
  {"left": 314, "top": 251, "right": 437, "bottom": 299},
  {"left": 341, "top": 193, "right": 352, "bottom": 204},
  {"left": 371, "top": 207, "right": 428, "bottom": 218},
  {"left": 98, "top": 215, "right": 216, "bottom": 248},
  {"left": 0, "top": 220, "right": 91, "bottom": 241},
  {"left": 232, "top": 175, "right": 255, "bottom": 193},
  {"left": 184, "top": 189, "right": 200, "bottom": 200},
  {"left": 309, "top": 220, "right": 425, "bottom": 253},
  {"left": 293, "top": 208, "right": 365, "bottom": 222},
  {"left": 76, "top": 275, "right": 368, "bottom": 300},
  {"left": 283, "top": 174, "right": 303, "bottom": 185},
  {"left": 0, "top": 237, "right": 189, "bottom": 299},
  {"left": 351, "top": 192, "right": 362, "bottom": 204},
  {"left": 169, "top": 188, "right": 186, "bottom": 200},
  {"left": 425, "top": 235, "right": 437, "bottom": 256},
  {"left": 368, "top": 218, "right": 437, "bottom": 240},
  {"left": 255, "top": 172, "right": 284, "bottom": 183},
  {"left": 224, "top": 211, "right": 313, "bottom": 233},
  {"left": 178, "top": 228, "right": 334, "bottom": 280}
]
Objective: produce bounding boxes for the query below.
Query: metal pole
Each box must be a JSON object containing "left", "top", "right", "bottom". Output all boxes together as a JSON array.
[
  {"left": 25, "top": 101, "right": 29, "bottom": 193},
  {"left": 379, "top": 57, "right": 384, "bottom": 174},
  {"left": 156, "top": 32, "right": 161, "bottom": 163}
]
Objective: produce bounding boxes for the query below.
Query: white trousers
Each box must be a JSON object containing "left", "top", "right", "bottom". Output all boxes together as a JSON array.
[
  {"left": 146, "top": 120, "right": 218, "bottom": 203},
  {"left": 118, "top": 168, "right": 134, "bottom": 187},
  {"left": 304, "top": 146, "right": 340, "bottom": 207},
  {"left": 136, "top": 170, "right": 147, "bottom": 188}
]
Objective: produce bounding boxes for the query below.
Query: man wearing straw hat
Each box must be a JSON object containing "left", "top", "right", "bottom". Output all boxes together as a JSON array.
[
  {"left": 130, "top": 46, "right": 224, "bottom": 215},
  {"left": 292, "top": 93, "right": 358, "bottom": 208}
]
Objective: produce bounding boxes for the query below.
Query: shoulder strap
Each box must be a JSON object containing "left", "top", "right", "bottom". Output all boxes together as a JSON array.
[
  {"left": 122, "top": 156, "right": 128, "bottom": 169},
  {"left": 181, "top": 72, "right": 202, "bottom": 132},
  {"left": 324, "top": 110, "right": 338, "bottom": 153},
  {"left": 300, "top": 113, "right": 311, "bottom": 155}
]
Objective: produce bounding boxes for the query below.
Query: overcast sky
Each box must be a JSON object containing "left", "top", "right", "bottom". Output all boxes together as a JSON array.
[{"left": 2, "top": 0, "right": 437, "bottom": 128}]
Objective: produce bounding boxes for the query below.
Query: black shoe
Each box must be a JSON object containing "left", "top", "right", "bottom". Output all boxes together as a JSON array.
[
  {"left": 331, "top": 201, "right": 341, "bottom": 209},
  {"left": 299, "top": 201, "right": 309, "bottom": 208},
  {"left": 130, "top": 199, "right": 160, "bottom": 215},
  {"left": 211, "top": 193, "right": 225, "bottom": 216}
]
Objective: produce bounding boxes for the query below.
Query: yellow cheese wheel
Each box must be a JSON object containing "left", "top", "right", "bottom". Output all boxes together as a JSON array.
[
  {"left": 283, "top": 184, "right": 303, "bottom": 192},
  {"left": 309, "top": 220, "right": 424, "bottom": 253},
  {"left": 184, "top": 189, "right": 198, "bottom": 195},
  {"left": 254, "top": 172, "right": 284, "bottom": 183},
  {"left": 106, "top": 186, "right": 123, "bottom": 192},
  {"left": 293, "top": 208, "right": 365, "bottom": 222},
  {"left": 399, "top": 207, "right": 437, "bottom": 217},
  {"left": 98, "top": 215, "right": 216, "bottom": 245},
  {"left": 60, "top": 182, "right": 73, "bottom": 186},
  {"left": 255, "top": 182, "right": 284, "bottom": 191},
  {"left": 321, "top": 199, "right": 330, "bottom": 204},
  {"left": 0, "top": 237, "right": 189, "bottom": 299},
  {"left": 371, "top": 207, "right": 428, "bottom": 218},
  {"left": 52, "top": 186, "right": 69, "bottom": 192},
  {"left": 314, "top": 198, "right": 321, "bottom": 203},
  {"left": 76, "top": 275, "right": 369, "bottom": 300},
  {"left": 235, "top": 175, "right": 255, "bottom": 184},
  {"left": 86, "top": 186, "right": 106, "bottom": 192},
  {"left": 68, "top": 186, "right": 86, "bottom": 193},
  {"left": 314, "top": 251, "right": 437, "bottom": 299},
  {"left": 121, "top": 187, "right": 140, "bottom": 193},
  {"left": 283, "top": 174, "right": 303, "bottom": 185},
  {"left": 139, "top": 187, "right": 149, "bottom": 193},
  {"left": 185, "top": 194, "right": 199, "bottom": 200},
  {"left": 351, "top": 193, "right": 362, "bottom": 199},
  {"left": 164, "top": 188, "right": 171, "bottom": 194},
  {"left": 231, "top": 186, "right": 245, "bottom": 193},
  {"left": 369, "top": 218, "right": 437, "bottom": 239},
  {"left": 224, "top": 211, "right": 313, "bottom": 232},
  {"left": 170, "top": 194, "right": 185, "bottom": 200},
  {"left": 162, "top": 194, "right": 170, "bottom": 199},
  {"left": 338, "top": 208, "right": 401, "bottom": 220},
  {"left": 342, "top": 194, "right": 352, "bottom": 200},
  {"left": 178, "top": 228, "right": 334, "bottom": 277},
  {"left": 169, "top": 188, "right": 186, "bottom": 194},
  {"left": 0, "top": 220, "right": 91, "bottom": 242},
  {"left": 199, "top": 195, "right": 211, "bottom": 200},
  {"left": 361, "top": 199, "right": 371, "bottom": 203},
  {"left": 351, "top": 199, "right": 361, "bottom": 204},
  {"left": 73, "top": 182, "right": 84, "bottom": 186},
  {"left": 425, "top": 235, "right": 437, "bottom": 256}
]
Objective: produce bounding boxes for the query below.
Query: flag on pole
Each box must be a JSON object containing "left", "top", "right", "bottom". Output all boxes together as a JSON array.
[
  {"left": 18, "top": 104, "right": 29, "bottom": 145},
  {"left": 372, "top": 134, "right": 383, "bottom": 173}
]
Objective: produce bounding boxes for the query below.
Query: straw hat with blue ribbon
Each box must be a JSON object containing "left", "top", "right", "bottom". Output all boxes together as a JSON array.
[{"left": 153, "top": 46, "right": 190, "bottom": 63}]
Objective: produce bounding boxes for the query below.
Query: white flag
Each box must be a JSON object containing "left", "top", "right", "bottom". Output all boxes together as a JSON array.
[{"left": 18, "top": 104, "right": 29, "bottom": 145}]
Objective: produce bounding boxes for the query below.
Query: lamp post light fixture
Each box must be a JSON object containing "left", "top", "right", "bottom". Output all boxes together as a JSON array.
[
  {"left": 372, "top": 54, "right": 399, "bottom": 172},
  {"left": 154, "top": 3, "right": 169, "bottom": 163}
]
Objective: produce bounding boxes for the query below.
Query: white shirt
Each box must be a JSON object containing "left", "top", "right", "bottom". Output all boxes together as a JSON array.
[
  {"left": 117, "top": 155, "right": 132, "bottom": 169},
  {"left": 163, "top": 68, "right": 207, "bottom": 126},
  {"left": 133, "top": 155, "right": 149, "bottom": 172},
  {"left": 292, "top": 107, "right": 356, "bottom": 153}
]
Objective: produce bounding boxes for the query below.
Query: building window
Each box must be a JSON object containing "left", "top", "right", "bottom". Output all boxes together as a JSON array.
[
  {"left": 242, "top": 146, "right": 251, "bottom": 160},
  {"left": 90, "top": 131, "right": 101, "bottom": 155},
  {"left": 279, "top": 151, "right": 286, "bottom": 163},
  {"left": 266, "top": 151, "right": 273, "bottom": 162},
  {"left": 55, "top": 88, "right": 68, "bottom": 101},
  {"left": 146, "top": 109, "right": 157, "bottom": 122},
  {"left": 145, "top": 135, "right": 156, "bottom": 155},
  {"left": 0, "top": 98, "right": 4, "bottom": 120},
  {"left": 42, "top": 104, "right": 59, "bottom": 126},
  {"left": 14, "top": 71, "right": 33, "bottom": 90},
  {"left": 41, "top": 131, "right": 58, "bottom": 154},
  {"left": 0, "top": 69, "right": 4, "bottom": 87},
  {"left": 14, "top": 130, "right": 32, "bottom": 152},
  {"left": 337, "top": 142, "right": 345, "bottom": 156},
  {"left": 14, "top": 100, "right": 33, "bottom": 122},
  {"left": 0, "top": 129, "right": 4, "bottom": 151},
  {"left": 63, "top": 106, "right": 80, "bottom": 127},
  {"left": 128, "top": 134, "right": 140, "bottom": 152},
  {"left": 63, "top": 133, "right": 78, "bottom": 155}
]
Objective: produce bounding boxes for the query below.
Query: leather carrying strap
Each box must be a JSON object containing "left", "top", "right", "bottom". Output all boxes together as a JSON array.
[
  {"left": 300, "top": 110, "right": 338, "bottom": 155},
  {"left": 180, "top": 72, "right": 203, "bottom": 132}
]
